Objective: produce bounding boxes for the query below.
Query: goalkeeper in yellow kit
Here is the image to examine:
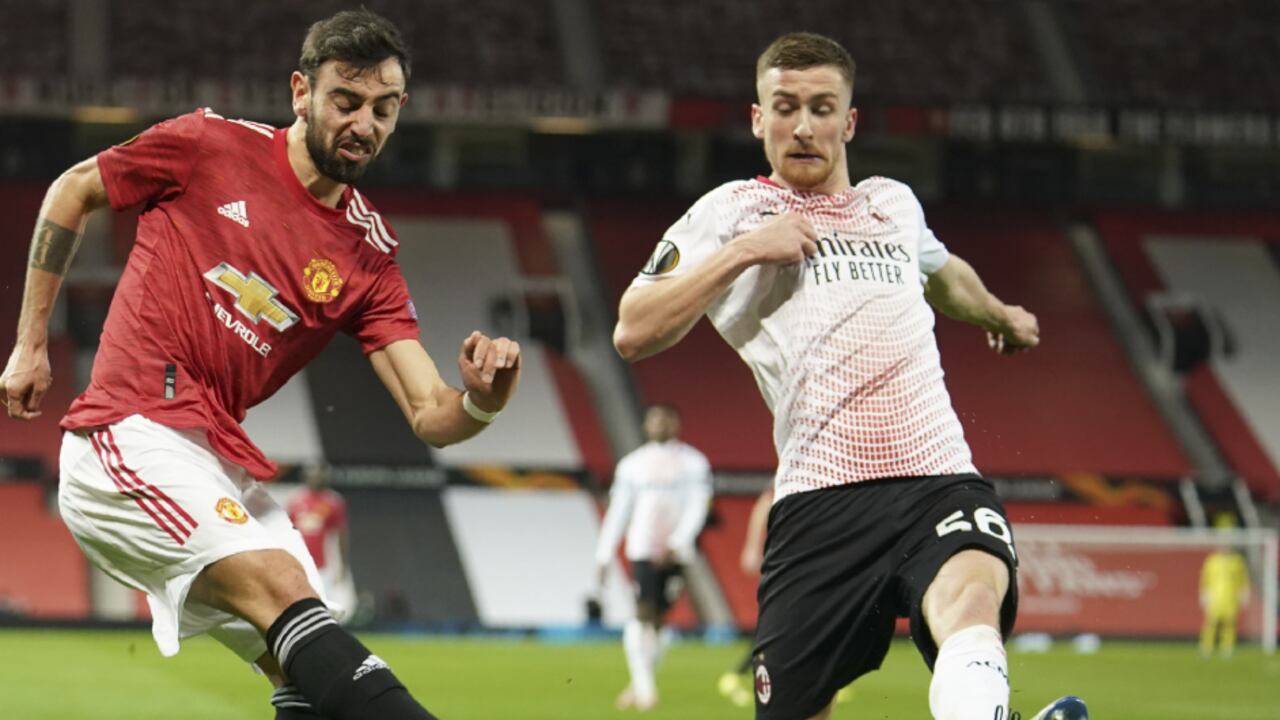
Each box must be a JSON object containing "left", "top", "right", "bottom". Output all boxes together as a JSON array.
[{"left": 1199, "top": 518, "right": 1251, "bottom": 658}]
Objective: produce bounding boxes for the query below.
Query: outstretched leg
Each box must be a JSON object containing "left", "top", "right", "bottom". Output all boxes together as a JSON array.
[
  {"left": 922, "top": 549, "right": 1011, "bottom": 720},
  {"left": 191, "top": 548, "right": 438, "bottom": 720}
]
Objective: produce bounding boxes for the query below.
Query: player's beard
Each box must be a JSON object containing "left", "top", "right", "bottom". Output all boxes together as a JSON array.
[{"left": 305, "top": 115, "right": 375, "bottom": 185}]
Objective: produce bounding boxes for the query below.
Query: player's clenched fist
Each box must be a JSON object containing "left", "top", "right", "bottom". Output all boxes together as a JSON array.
[
  {"left": 987, "top": 305, "right": 1040, "bottom": 355},
  {"left": 458, "top": 331, "right": 521, "bottom": 412},
  {"left": 737, "top": 211, "right": 819, "bottom": 265},
  {"left": 0, "top": 346, "right": 52, "bottom": 420}
]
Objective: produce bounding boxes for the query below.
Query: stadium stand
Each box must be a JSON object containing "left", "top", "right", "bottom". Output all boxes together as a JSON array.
[
  {"left": 929, "top": 208, "right": 1191, "bottom": 478},
  {"left": 0, "top": 0, "right": 67, "bottom": 78},
  {"left": 324, "top": 485, "right": 481, "bottom": 627},
  {"left": 444, "top": 485, "right": 623, "bottom": 628},
  {"left": 596, "top": 0, "right": 1049, "bottom": 103},
  {"left": 0, "top": 482, "right": 88, "bottom": 618},
  {"left": 108, "top": 0, "right": 564, "bottom": 86},
  {"left": 1005, "top": 501, "right": 1175, "bottom": 527},
  {"left": 1063, "top": 0, "right": 1280, "bottom": 111},
  {"left": 1094, "top": 210, "right": 1280, "bottom": 499}
]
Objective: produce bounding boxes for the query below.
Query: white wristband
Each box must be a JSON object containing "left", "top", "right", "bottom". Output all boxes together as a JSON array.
[{"left": 462, "top": 391, "right": 501, "bottom": 424}]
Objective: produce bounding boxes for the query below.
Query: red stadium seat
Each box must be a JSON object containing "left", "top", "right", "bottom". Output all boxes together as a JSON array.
[{"left": 0, "top": 483, "right": 89, "bottom": 618}]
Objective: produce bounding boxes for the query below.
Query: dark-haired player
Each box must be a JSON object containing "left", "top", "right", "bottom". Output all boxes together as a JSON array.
[{"left": 1, "top": 9, "right": 519, "bottom": 719}]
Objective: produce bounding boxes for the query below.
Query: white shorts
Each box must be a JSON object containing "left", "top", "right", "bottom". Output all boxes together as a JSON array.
[{"left": 58, "top": 414, "right": 331, "bottom": 662}]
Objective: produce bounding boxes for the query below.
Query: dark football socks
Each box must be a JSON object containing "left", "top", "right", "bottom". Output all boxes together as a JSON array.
[
  {"left": 266, "top": 598, "right": 438, "bottom": 720},
  {"left": 271, "top": 685, "right": 323, "bottom": 718}
]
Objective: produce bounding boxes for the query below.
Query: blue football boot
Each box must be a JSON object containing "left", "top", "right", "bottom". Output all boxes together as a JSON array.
[{"left": 1028, "top": 695, "right": 1088, "bottom": 720}]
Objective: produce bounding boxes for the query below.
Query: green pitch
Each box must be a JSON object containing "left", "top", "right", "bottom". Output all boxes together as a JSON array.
[{"left": 2, "top": 630, "right": 1276, "bottom": 718}]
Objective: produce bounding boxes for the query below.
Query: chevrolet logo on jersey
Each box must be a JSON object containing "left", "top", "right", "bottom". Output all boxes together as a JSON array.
[{"left": 204, "top": 262, "right": 300, "bottom": 331}]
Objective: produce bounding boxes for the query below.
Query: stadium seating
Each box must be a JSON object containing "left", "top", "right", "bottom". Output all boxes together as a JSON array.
[
  {"left": 0, "top": 0, "right": 67, "bottom": 78},
  {"left": 108, "top": 0, "right": 564, "bottom": 86},
  {"left": 0, "top": 483, "right": 88, "bottom": 618},
  {"left": 1095, "top": 210, "right": 1280, "bottom": 500},
  {"left": 596, "top": 0, "right": 1050, "bottom": 103},
  {"left": 1064, "top": 0, "right": 1280, "bottom": 111},
  {"left": 13, "top": 0, "right": 1280, "bottom": 117},
  {"left": 929, "top": 208, "right": 1191, "bottom": 478}
]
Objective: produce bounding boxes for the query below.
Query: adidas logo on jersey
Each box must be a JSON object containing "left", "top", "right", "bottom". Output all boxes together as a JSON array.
[
  {"left": 352, "top": 654, "right": 389, "bottom": 682},
  {"left": 217, "top": 200, "right": 250, "bottom": 227}
]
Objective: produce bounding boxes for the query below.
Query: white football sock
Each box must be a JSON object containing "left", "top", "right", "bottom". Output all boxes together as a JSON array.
[
  {"left": 623, "top": 619, "right": 658, "bottom": 703},
  {"left": 928, "top": 624, "right": 1009, "bottom": 720},
  {"left": 654, "top": 625, "right": 675, "bottom": 666}
]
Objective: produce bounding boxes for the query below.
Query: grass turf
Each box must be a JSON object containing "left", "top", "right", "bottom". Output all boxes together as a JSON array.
[{"left": 2, "top": 630, "right": 1277, "bottom": 718}]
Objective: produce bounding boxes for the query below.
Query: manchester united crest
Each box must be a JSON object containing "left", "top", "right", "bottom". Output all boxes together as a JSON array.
[
  {"left": 215, "top": 497, "right": 249, "bottom": 525},
  {"left": 302, "top": 258, "right": 344, "bottom": 303}
]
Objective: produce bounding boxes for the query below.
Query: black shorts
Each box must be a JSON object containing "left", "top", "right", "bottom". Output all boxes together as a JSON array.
[
  {"left": 631, "top": 560, "right": 685, "bottom": 619},
  {"left": 751, "top": 474, "right": 1018, "bottom": 719}
]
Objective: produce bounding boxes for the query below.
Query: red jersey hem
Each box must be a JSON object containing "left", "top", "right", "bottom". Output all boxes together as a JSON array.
[{"left": 62, "top": 408, "right": 276, "bottom": 481}]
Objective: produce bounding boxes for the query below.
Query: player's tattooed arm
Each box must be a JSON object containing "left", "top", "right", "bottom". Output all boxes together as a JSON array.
[
  {"left": 28, "top": 219, "right": 84, "bottom": 276},
  {"left": 26, "top": 156, "right": 108, "bottom": 277}
]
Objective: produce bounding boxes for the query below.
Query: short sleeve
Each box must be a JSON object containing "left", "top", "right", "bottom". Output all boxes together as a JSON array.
[
  {"left": 96, "top": 110, "right": 207, "bottom": 210},
  {"left": 347, "top": 263, "right": 421, "bottom": 353},
  {"left": 628, "top": 189, "right": 727, "bottom": 289},
  {"left": 917, "top": 203, "right": 950, "bottom": 276}
]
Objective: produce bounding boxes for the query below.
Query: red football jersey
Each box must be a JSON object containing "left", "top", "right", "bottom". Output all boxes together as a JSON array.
[
  {"left": 287, "top": 488, "right": 348, "bottom": 569},
  {"left": 63, "top": 109, "right": 421, "bottom": 479}
]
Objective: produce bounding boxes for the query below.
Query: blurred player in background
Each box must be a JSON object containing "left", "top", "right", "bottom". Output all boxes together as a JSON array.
[
  {"left": 595, "top": 404, "right": 713, "bottom": 711},
  {"left": 1199, "top": 514, "right": 1251, "bottom": 659},
  {"left": 288, "top": 464, "right": 357, "bottom": 621},
  {"left": 0, "top": 9, "right": 522, "bottom": 720},
  {"left": 613, "top": 31, "right": 1085, "bottom": 720}
]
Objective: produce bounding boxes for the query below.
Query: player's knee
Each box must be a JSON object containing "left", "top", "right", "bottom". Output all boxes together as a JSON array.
[
  {"left": 953, "top": 579, "right": 1001, "bottom": 615},
  {"left": 926, "top": 578, "right": 1002, "bottom": 641}
]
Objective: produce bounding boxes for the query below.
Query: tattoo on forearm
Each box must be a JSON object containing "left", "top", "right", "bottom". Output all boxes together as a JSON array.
[{"left": 29, "top": 218, "right": 84, "bottom": 275}]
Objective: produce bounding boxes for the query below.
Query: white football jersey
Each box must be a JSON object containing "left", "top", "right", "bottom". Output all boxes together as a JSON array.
[
  {"left": 595, "top": 440, "right": 714, "bottom": 564},
  {"left": 630, "top": 176, "right": 976, "bottom": 501}
]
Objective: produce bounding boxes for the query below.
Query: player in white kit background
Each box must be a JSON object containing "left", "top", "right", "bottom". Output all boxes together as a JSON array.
[
  {"left": 613, "top": 32, "right": 1086, "bottom": 720},
  {"left": 595, "top": 404, "right": 713, "bottom": 711}
]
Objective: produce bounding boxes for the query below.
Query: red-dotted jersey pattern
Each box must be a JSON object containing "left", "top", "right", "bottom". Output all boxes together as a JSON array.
[{"left": 635, "top": 176, "right": 975, "bottom": 501}]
